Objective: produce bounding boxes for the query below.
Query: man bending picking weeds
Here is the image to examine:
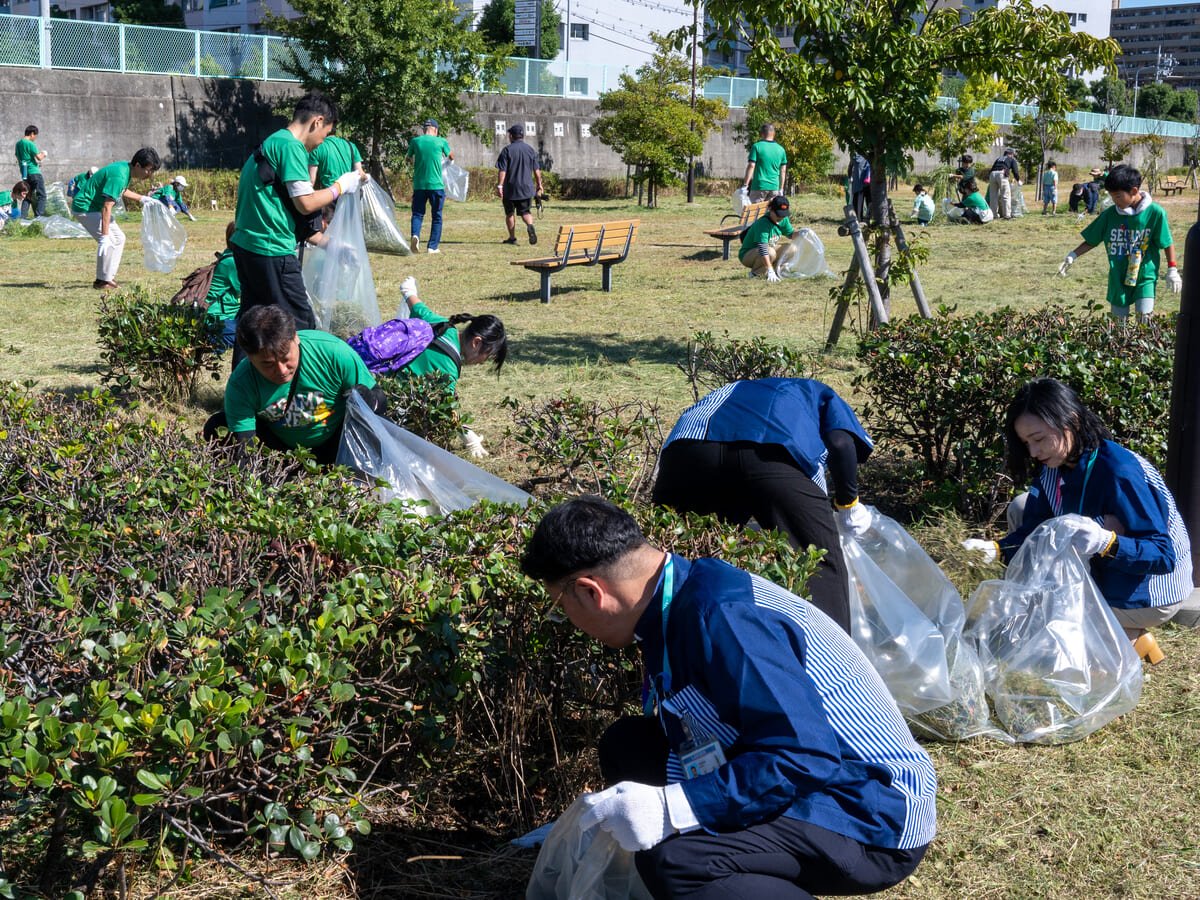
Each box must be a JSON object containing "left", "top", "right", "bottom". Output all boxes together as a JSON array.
[
  {"left": 1057, "top": 164, "right": 1180, "bottom": 323},
  {"left": 521, "top": 496, "right": 936, "bottom": 899},
  {"left": 71, "top": 147, "right": 160, "bottom": 290}
]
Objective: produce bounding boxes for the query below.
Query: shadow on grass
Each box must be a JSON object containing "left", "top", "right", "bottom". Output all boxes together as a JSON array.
[
  {"left": 681, "top": 248, "right": 725, "bottom": 261},
  {"left": 515, "top": 332, "right": 688, "bottom": 368},
  {"left": 0, "top": 281, "right": 55, "bottom": 289}
]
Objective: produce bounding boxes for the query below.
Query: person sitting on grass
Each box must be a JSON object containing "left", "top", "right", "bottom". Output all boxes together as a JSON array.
[
  {"left": 738, "top": 194, "right": 794, "bottom": 282},
  {"left": 1056, "top": 164, "right": 1180, "bottom": 323},
  {"left": 0, "top": 180, "right": 29, "bottom": 226},
  {"left": 203, "top": 304, "right": 386, "bottom": 466},
  {"left": 946, "top": 177, "right": 993, "bottom": 225},
  {"left": 347, "top": 275, "right": 507, "bottom": 458},
  {"left": 206, "top": 222, "right": 241, "bottom": 352},
  {"left": 962, "top": 378, "right": 1192, "bottom": 663}
]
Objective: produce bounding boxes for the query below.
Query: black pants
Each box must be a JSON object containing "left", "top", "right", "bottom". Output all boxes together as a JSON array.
[
  {"left": 23, "top": 172, "right": 46, "bottom": 217},
  {"left": 600, "top": 716, "right": 927, "bottom": 900},
  {"left": 652, "top": 440, "right": 851, "bottom": 633},
  {"left": 230, "top": 244, "right": 316, "bottom": 365}
]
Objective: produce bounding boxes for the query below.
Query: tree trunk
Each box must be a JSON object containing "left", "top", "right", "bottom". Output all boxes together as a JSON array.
[{"left": 869, "top": 148, "right": 892, "bottom": 326}]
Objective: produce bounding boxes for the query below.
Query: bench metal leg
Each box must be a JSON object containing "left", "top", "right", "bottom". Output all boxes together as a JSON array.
[
  {"left": 540, "top": 271, "right": 552, "bottom": 304},
  {"left": 722, "top": 239, "right": 731, "bottom": 261},
  {"left": 602, "top": 263, "right": 614, "bottom": 292}
]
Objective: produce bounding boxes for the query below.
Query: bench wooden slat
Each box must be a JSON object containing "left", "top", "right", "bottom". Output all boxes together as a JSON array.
[
  {"left": 706, "top": 201, "right": 770, "bottom": 260},
  {"left": 511, "top": 219, "right": 640, "bottom": 302}
]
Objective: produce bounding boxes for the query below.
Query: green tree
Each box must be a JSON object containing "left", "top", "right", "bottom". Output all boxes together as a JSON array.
[
  {"left": 1170, "top": 88, "right": 1199, "bottom": 122},
  {"left": 737, "top": 87, "right": 835, "bottom": 189},
  {"left": 1136, "top": 81, "right": 1176, "bottom": 120},
  {"left": 1090, "top": 75, "right": 1130, "bottom": 116},
  {"left": 925, "top": 75, "right": 1002, "bottom": 167},
  {"left": 477, "top": 0, "right": 560, "bottom": 60},
  {"left": 593, "top": 33, "right": 727, "bottom": 207},
  {"left": 271, "top": 0, "right": 509, "bottom": 177},
  {"left": 701, "top": 0, "right": 1116, "bottom": 320},
  {"left": 1007, "top": 109, "right": 1076, "bottom": 200},
  {"left": 1099, "top": 113, "right": 1133, "bottom": 168},
  {"left": 1064, "top": 76, "right": 1089, "bottom": 108},
  {"left": 110, "top": 0, "right": 184, "bottom": 26}
]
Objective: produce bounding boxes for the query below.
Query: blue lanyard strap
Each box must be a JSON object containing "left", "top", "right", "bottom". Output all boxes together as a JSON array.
[
  {"left": 1078, "top": 448, "right": 1098, "bottom": 514},
  {"left": 642, "top": 555, "right": 675, "bottom": 717}
]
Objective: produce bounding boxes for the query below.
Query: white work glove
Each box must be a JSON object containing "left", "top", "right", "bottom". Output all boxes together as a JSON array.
[
  {"left": 836, "top": 499, "right": 873, "bottom": 539},
  {"left": 578, "top": 781, "right": 697, "bottom": 852},
  {"left": 141, "top": 195, "right": 157, "bottom": 205},
  {"left": 1057, "top": 251, "right": 1076, "bottom": 277},
  {"left": 765, "top": 266, "right": 781, "bottom": 283},
  {"left": 1059, "top": 513, "right": 1116, "bottom": 558},
  {"left": 1167, "top": 266, "right": 1182, "bottom": 294},
  {"left": 399, "top": 275, "right": 418, "bottom": 304},
  {"left": 97, "top": 233, "right": 113, "bottom": 253},
  {"left": 962, "top": 539, "right": 999, "bottom": 563},
  {"left": 335, "top": 171, "right": 363, "bottom": 195},
  {"left": 462, "top": 428, "right": 488, "bottom": 459}
]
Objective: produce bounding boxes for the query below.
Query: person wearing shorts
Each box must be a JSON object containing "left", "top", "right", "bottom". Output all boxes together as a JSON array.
[{"left": 496, "top": 123, "right": 544, "bottom": 246}]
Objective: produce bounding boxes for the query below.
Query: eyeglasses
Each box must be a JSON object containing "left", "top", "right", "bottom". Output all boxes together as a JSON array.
[{"left": 549, "top": 577, "right": 578, "bottom": 608}]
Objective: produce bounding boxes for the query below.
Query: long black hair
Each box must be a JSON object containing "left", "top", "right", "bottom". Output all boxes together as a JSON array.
[
  {"left": 433, "top": 314, "right": 508, "bottom": 373},
  {"left": 1004, "top": 378, "right": 1111, "bottom": 479}
]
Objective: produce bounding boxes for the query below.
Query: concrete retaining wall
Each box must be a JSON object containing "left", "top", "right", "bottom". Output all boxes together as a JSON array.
[{"left": 2, "top": 66, "right": 1194, "bottom": 186}]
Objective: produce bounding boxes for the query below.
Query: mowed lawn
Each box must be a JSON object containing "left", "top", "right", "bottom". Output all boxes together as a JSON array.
[{"left": 2, "top": 186, "right": 1200, "bottom": 898}]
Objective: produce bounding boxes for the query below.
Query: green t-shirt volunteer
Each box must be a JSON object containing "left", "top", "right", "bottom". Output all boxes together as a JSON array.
[
  {"left": 739, "top": 214, "right": 795, "bottom": 259},
  {"left": 71, "top": 161, "right": 131, "bottom": 214},
  {"left": 748, "top": 140, "right": 788, "bottom": 191},
  {"left": 153, "top": 184, "right": 182, "bottom": 204},
  {"left": 962, "top": 191, "right": 988, "bottom": 211},
  {"left": 308, "top": 135, "right": 362, "bottom": 190},
  {"left": 403, "top": 302, "right": 462, "bottom": 390},
  {"left": 406, "top": 135, "right": 452, "bottom": 191},
  {"left": 224, "top": 330, "right": 375, "bottom": 448},
  {"left": 15, "top": 138, "right": 41, "bottom": 177},
  {"left": 0, "top": 191, "right": 12, "bottom": 212},
  {"left": 206, "top": 250, "right": 241, "bottom": 322},
  {"left": 231, "top": 128, "right": 312, "bottom": 257},
  {"left": 1080, "top": 197, "right": 1173, "bottom": 306}
]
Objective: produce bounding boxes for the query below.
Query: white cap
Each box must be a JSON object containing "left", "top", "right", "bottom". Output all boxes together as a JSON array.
[
  {"left": 87, "top": 166, "right": 98, "bottom": 176},
  {"left": 172, "top": 175, "right": 188, "bottom": 188}
]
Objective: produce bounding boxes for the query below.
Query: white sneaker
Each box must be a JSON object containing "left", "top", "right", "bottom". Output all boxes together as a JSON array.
[
  {"left": 427, "top": 247, "right": 440, "bottom": 254},
  {"left": 410, "top": 234, "right": 420, "bottom": 253},
  {"left": 400, "top": 276, "right": 418, "bottom": 302}
]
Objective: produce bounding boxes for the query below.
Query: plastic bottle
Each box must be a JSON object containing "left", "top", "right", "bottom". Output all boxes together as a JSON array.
[{"left": 1124, "top": 245, "right": 1143, "bottom": 287}]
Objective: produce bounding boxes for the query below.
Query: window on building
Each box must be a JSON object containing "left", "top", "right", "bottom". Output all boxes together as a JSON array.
[
  {"left": 570, "top": 23, "right": 588, "bottom": 40},
  {"left": 1078, "top": 12, "right": 1086, "bottom": 21},
  {"left": 569, "top": 77, "right": 588, "bottom": 94}
]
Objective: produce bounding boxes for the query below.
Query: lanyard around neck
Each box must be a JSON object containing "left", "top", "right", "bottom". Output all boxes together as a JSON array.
[
  {"left": 1077, "top": 448, "right": 1098, "bottom": 514},
  {"left": 642, "top": 554, "right": 675, "bottom": 717}
]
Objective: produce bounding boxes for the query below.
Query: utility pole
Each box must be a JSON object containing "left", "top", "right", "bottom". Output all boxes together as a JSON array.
[{"left": 686, "top": 1, "right": 699, "bottom": 204}]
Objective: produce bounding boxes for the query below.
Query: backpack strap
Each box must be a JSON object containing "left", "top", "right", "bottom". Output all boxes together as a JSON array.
[
  {"left": 426, "top": 334, "right": 462, "bottom": 376},
  {"left": 254, "top": 142, "right": 323, "bottom": 243}
]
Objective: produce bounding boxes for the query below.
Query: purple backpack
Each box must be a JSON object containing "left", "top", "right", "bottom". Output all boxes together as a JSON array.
[{"left": 347, "top": 318, "right": 436, "bottom": 375}]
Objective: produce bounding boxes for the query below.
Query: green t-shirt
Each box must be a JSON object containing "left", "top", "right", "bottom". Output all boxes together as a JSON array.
[
  {"left": 205, "top": 250, "right": 241, "bottom": 322},
  {"left": 1080, "top": 196, "right": 1174, "bottom": 306},
  {"left": 406, "top": 134, "right": 451, "bottom": 191},
  {"left": 231, "top": 128, "right": 312, "bottom": 257},
  {"left": 224, "top": 330, "right": 376, "bottom": 448},
  {"left": 0, "top": 191, "right": 11, "bottom": 209},
  {"left": 152, "top": 184, "right": 181, "bottom": 204},
  {"left": 15, "top": 138, "right": 40, "bottom": 177},
  {"left": 962, "top": 191, "right": 988, "bottom": 211},
  {"left": 71, "top": 161, "right": 131, "bottom": 214},
  {"left": 402, "top": 301, "right": 462, "bottom": 390},
  {"left": 748, "top": 140, "right": 788, "bottom": 191},
  {"left": 739, "top": 214, "right": 795, "bottom": 257},
  {"left": 308, "top": 135, "right": 362, "bottom": 190}
]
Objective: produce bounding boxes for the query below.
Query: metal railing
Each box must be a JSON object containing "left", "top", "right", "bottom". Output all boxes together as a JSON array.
[
  {"left": 0, "top": 12, "right": 305, "bottom": 79},
  {"left": 940, "top": 96, "right": 1200, "bottom": 139}
]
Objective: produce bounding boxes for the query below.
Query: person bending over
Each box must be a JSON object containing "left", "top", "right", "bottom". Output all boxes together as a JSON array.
[
  {"left": 521, "top": 496, "right": 936, "bottom": 900},
  {"left": 204, "top": 305, "right": 385, "bottom": 465}
]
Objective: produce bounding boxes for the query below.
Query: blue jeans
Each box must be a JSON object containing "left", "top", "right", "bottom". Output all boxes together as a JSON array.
[{"left": 411, "top": 189, "right": 445, "bottom": 249}]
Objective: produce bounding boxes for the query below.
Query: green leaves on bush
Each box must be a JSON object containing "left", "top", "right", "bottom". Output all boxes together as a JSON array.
[
  {"left": 855, "top": 306, "right": 1175, "bottom": 519},
  {"left": 679, "top": 330, "right": 814, "bottom": 401},
  {"left": 97, "top": 285, "right": 224, "bottom": 400},
  {"left": 376, "top": 371, "right": 470, "bottom": 448}
]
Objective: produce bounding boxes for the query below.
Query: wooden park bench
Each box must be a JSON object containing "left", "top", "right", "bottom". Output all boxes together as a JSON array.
[
  {"left": 1159, "top": 176, "right": 1185, "bottom": 196},
  {"left": 512, "top": 219, "right": 639, "bottom": 304},
  {"left": 704, "top": 200, "right": 770, "bottom": 260}
]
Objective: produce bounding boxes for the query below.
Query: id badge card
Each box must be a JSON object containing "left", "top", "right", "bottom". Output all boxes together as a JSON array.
[{"left": 680, "top": 740, "right": 726, "bottom": 779}]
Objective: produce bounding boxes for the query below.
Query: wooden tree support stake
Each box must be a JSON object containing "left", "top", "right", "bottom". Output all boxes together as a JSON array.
[
  {"left": 825, "top": 207, "right": 887, "bottom": 349},
  {"left": 888, "top": 201, "right": 933, "bottom": 319}
]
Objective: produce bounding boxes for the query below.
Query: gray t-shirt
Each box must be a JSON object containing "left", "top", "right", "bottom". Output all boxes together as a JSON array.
[{"left": 497, "top": 140, "right": 539, "bottom": 201}]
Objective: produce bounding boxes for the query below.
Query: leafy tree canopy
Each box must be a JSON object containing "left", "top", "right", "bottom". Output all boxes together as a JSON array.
[
  {"left": 272, "top": 0, "right": 509, "bottom": 175},
  {"left": 593, "top": 33, "right": 727, "bottom": 205},
  {"left": 477, "top": 0, "right": 560, "bottom": 60},
  {"left": 1136, "top": 81, "right": 1199, "bottom": 122},
  {"left": 110, "top": 0, "right": 184, "bottom": 27},
  {"left": 925, "top": 75, "right": 1003, "bottom": 166},
  {"left": 1089, "top": 75, "right": 1130, "bottom": 116},
  {"left": 738, "top": 88, "right": 835, "bottom": 187}
]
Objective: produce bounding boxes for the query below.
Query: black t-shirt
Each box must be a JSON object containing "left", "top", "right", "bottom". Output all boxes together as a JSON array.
[{"left": 497, "top": 140, "right": 539, "bottom": 200}]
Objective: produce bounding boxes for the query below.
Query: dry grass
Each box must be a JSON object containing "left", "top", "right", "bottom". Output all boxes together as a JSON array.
[{"left": 5, "top": 185, "right": 1200, "bottom": 899}]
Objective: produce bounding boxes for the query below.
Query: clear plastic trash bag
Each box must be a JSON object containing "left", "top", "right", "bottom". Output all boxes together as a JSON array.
[
  {"left": 841, "top": 505, "right": 998, "bottom": 741},
  {"left": 526, "top": 794, "right": 654, "bottom": 900},
  {"left": 1011, "top": 188, "right": 1026, "bottom": 218},
  {"left": 303, "top": 190, "right": 383, "bottom": 337},
  {"left": 840, "top": 535, "right": 955, "bottom": 716},
  {"left": 44, "top": 182, "right": 71, "bottom": 217},
  {"left": 731, "top": 185, "right": 749, "bottom": 216},
  {"left": 360, "top": 179, "right": 412, "bottom": 256},
  {"left": 776, "top": 228, "right": 835, "bottom": 278},
  {"left": 335, "top": 392, "right": 530, "bottom": 515},
  {"left": 963, "top": 517, "right": 1143, "bottom": 744},
  {"left": 141, "top": 200, "right": 188, "bottom": 272},
  {"left": 443, "top": 160, "right": 470, "bottom": 202},
  {"left": 35, "top": 215, "right": 89, "bottom": 238}
]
